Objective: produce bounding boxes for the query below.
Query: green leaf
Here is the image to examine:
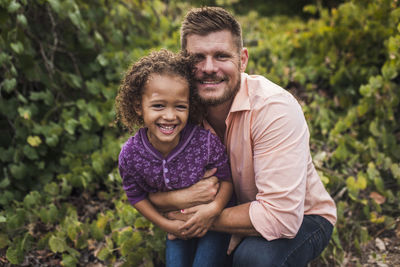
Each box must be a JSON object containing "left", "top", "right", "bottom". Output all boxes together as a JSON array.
[
  {"left": 39, "top": 207, "right": 50, "bottom": 223},
  {"left": 9, "top": 163, "right": 27, "bottom": 180},
  {"left": 8, "top": 0, "right": 21, "bottom": 13},
  {"left": 29, "top": 90, "right": 54, "bottom": 105},
  {"left": 0, "top": 233, "right": 9, "bottom": 249},
  {"left": 390, "top": 163, "right": 400, "bottom": 180},
  {"left": 64, "top": 119, "right": 79, "bottom": 135},
  {"left": 303, "top": 4, "right": 318, "bottom": 15},
  {"left": 68, "top": 11, "right": 85, "bottom": 30},
  {"left": 134, "top": 217, "right": 151, "bottom": 229},
  {"left": 2, "top": 78, "right": 17, "bottom": 93},
  {"left": 369, "top": 120, "right": 380, "bottom": 136},
  {"left": 17, "top": 14, "right": 28, "bottom": 27},
  {"left": 44, "top": 182, "right": 59, "bottom": 196},
  {"left": 27, "top": 135, "right": 42, "bottom": 147},
  {"left": 23, "top": 145, "right": 39, "bottom": 160},
  {"left": 48, "top": 204, "right": 59, "bottom": 223},
  {"left": 97, "top": 54, "right": 108, "bottom": 67},
  {"left": 10, "top": 42, "right": 24, "bottom": 54},
  {"left": 6, "top": 245, "right": 23, "bottom": 264},
  {"left": 382, "top": 63, "right": 397, "bottom": 80},
  {"left": 23, "top": 191, "right": 41, "bottom": 208},
  {"left": 117, "top": 227, "right": 133, "bottom": 246},
  {"left": 46, "top": 135, "right": 59, "bottom": 147},
  {"left": 0, "top": 177, "right": 10, "bottom": 189},
  {"left": 49, "top": 235, "right": 68, "bottom": 253},
  {"left": 96, "top": 215, "right": 109, "bottom": 231},
  {"left": 62, "top": 254, "right": 78, "bottom": 267},
  {"left": 120, "top": 231, "right": 142, "bottom": 256},
  {"left": 90, "top": 221, "right": 104, "bottom": 241},
  {"left": 357, "top": 173, "right": 367, "bottom": 190},
  {"left": 79, "top": 114, "right": 92, "bottom": 130},
  {"left": 96, "top": 247, "right": 111, "bottom": 261},
  {"left": 47, "top": 0, "right": 61, "bottom": 13}
]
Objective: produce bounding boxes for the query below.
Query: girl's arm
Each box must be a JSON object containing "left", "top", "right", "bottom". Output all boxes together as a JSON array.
[
  {"left": 134, "top": 198, "right": 186, "bottom": 238},
  {"left": 177, "top": 180, "right": 233, "bottom": 237}
]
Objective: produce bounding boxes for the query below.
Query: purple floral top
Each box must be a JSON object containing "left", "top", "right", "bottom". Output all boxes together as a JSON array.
[{"left": 118, "top": 124, "right": 232, "bottom": 205}]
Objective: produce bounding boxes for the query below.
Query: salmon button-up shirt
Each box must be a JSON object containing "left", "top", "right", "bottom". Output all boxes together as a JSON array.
[{"left": 204, "top": 73, "right": 337, "bottom": 241}]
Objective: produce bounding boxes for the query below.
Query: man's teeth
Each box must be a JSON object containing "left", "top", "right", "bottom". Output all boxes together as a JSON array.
[{"left": 201, "top": 80, "right": 222, "bottom": 84}]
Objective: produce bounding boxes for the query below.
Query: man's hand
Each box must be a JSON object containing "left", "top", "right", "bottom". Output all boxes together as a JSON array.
[
  {"left": 227, "top": 234, "right": 243, "bottom": 255},
  {"left": 148, "top": 168, "right": 220, "bottom": 211},
  {"left": 165, "top": 202, "right": 221, "bottom": 239},
  {"left": 178, "top": 203, "right": 219, "bottom": 238},
  {"left": 186, "top": 168, "right": 220, "bottom": 205}
]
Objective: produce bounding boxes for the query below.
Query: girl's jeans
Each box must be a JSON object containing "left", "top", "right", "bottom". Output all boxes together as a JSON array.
[
  {"left": 166, "top": 230, "right": 230, "bottom": 267},
  {"left": 229, "top": 215, "right": 334, "bottom": 267}
]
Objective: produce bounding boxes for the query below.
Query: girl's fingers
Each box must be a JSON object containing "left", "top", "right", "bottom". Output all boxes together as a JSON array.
[{"left": 181, "top": 205, "right": 201, "bottom": 214}]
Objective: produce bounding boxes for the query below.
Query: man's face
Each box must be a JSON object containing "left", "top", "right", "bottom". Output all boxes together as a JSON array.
[{"left": 186, "top": 30, "right": 248, "bottom": 106}]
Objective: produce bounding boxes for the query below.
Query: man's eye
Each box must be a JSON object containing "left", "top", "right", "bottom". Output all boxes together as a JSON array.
[
  {"left": 217, "top": 54, "right": 229, "bottom": 60},
  {"left": 194, "top": 54, "right": 205, "bottom": 61}
]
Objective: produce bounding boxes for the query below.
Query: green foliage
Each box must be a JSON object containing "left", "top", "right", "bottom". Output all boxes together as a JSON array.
[
  {"left": 0, "top": 0, "right": 176, "bottom": 265},
  {"left": 243, "top": 0, "right": 399, "bottom": 264},
  {"left": 0, "top": 0, "right": 399, "bottom": 265}
]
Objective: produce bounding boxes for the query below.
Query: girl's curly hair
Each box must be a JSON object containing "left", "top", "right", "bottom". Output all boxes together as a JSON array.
[{"left": 115, "top": 49, "right": 204, "bottom": 132}]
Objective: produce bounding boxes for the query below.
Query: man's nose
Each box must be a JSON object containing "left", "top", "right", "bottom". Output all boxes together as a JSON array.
[{"left": 200, "top": 57, "right": 217, "bottom": 73}]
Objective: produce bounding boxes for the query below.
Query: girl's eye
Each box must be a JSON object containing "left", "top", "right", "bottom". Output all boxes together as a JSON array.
[
  {"left": 176, "top": 105, "right": 188, "bottom": 110},
  {"left": 152, "top": 104, "right": 164, "bottom": 109}
]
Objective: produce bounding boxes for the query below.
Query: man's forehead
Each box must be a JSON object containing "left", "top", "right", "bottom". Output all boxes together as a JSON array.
[{"left": 186, "top": 31, "right": 237, "bottom": 51}]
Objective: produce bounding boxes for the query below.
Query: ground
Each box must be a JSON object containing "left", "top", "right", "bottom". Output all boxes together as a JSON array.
[{"left": 1, "top": 193, "right": 399, "bottom": 266}]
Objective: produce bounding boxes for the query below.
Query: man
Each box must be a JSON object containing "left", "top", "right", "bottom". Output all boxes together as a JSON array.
[{"left": 149, "top": 7, "right": 337, "bottom": 266}]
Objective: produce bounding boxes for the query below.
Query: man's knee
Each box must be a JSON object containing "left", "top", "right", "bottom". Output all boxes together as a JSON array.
[{"left": 232, "top": 236, "right": 277, "bottom": 267}]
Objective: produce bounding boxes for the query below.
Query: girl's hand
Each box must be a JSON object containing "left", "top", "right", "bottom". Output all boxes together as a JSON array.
[
  {"left": 178, "top": 202, "right": 221, "bottom": 238},
  {"left": 165, "top": 219, "right": 188, "bottom": 240}
]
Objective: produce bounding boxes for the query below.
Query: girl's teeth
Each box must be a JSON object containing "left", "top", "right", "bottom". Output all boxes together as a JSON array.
[{"left": 160, "top": 125, "right": 174, "bottom": 130}]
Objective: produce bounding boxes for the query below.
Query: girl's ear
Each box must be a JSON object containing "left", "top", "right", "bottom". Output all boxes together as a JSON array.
[{"left": 134, "top": 101, "right": 142, "bottom": 116}]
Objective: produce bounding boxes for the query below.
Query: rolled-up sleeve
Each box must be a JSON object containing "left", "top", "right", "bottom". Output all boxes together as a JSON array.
[{"left": 249, "top": 94, "right": 309, "bottom": 241}]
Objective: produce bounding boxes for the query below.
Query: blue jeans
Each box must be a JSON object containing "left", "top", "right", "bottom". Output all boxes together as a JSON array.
[
  {"left": 229, "top": 215, "right": 333, "bottom": 267},
  {"left": 166, "top": 230, "right": 230, "bottom": 267}
]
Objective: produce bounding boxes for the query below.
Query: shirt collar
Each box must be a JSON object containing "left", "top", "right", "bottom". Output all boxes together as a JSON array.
[{"left": 229, "top": 73, "right": 250, "bottom": 113}]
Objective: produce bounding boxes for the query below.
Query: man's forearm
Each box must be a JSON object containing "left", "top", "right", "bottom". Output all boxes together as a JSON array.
[
  {"left": 149, "top": 175, "right": 219, "bottom": 211},
  {"left": 211, "top": 202, "right": 260, "bottom": 236},
  {"left": 148, "top": 189, "right": 192, "bottom": 212}
]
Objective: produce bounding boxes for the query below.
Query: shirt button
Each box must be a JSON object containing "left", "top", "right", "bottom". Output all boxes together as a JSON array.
[{"left": 164, "top": 168, "right": 168, "bottom": 173}]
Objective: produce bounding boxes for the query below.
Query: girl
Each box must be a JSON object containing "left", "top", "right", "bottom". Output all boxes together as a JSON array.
[{"left": 115, "top": 50, "right": 233, "bottom": 267}]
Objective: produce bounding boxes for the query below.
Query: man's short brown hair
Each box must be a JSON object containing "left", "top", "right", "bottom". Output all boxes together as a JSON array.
[{"left": 180, "top": 7, "right": 243, "bottom": 52}]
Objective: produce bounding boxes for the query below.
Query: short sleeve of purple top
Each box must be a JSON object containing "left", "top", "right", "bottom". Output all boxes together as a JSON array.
[{"left": 118, "top": 124, "right": 232, "bottom": 206}]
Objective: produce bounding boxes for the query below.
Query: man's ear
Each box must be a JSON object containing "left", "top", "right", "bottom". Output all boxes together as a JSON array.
[{"left": 240, "top": 48, "right": 249, "bottom": 72}]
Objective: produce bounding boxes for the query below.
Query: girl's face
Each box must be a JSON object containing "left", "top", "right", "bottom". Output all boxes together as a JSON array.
[{"left": 137, "top": 74, "right": 190, "bottom": 157}]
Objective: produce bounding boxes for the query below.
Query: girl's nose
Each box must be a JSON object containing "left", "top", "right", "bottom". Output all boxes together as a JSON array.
[{"left": 162, "top": 108, "right": 176, "bottom": 120}]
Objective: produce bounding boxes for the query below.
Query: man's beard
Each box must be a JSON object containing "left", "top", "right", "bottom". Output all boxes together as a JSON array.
[{"left": 197, "top": 74, "right": 241, "bottom": 107}]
